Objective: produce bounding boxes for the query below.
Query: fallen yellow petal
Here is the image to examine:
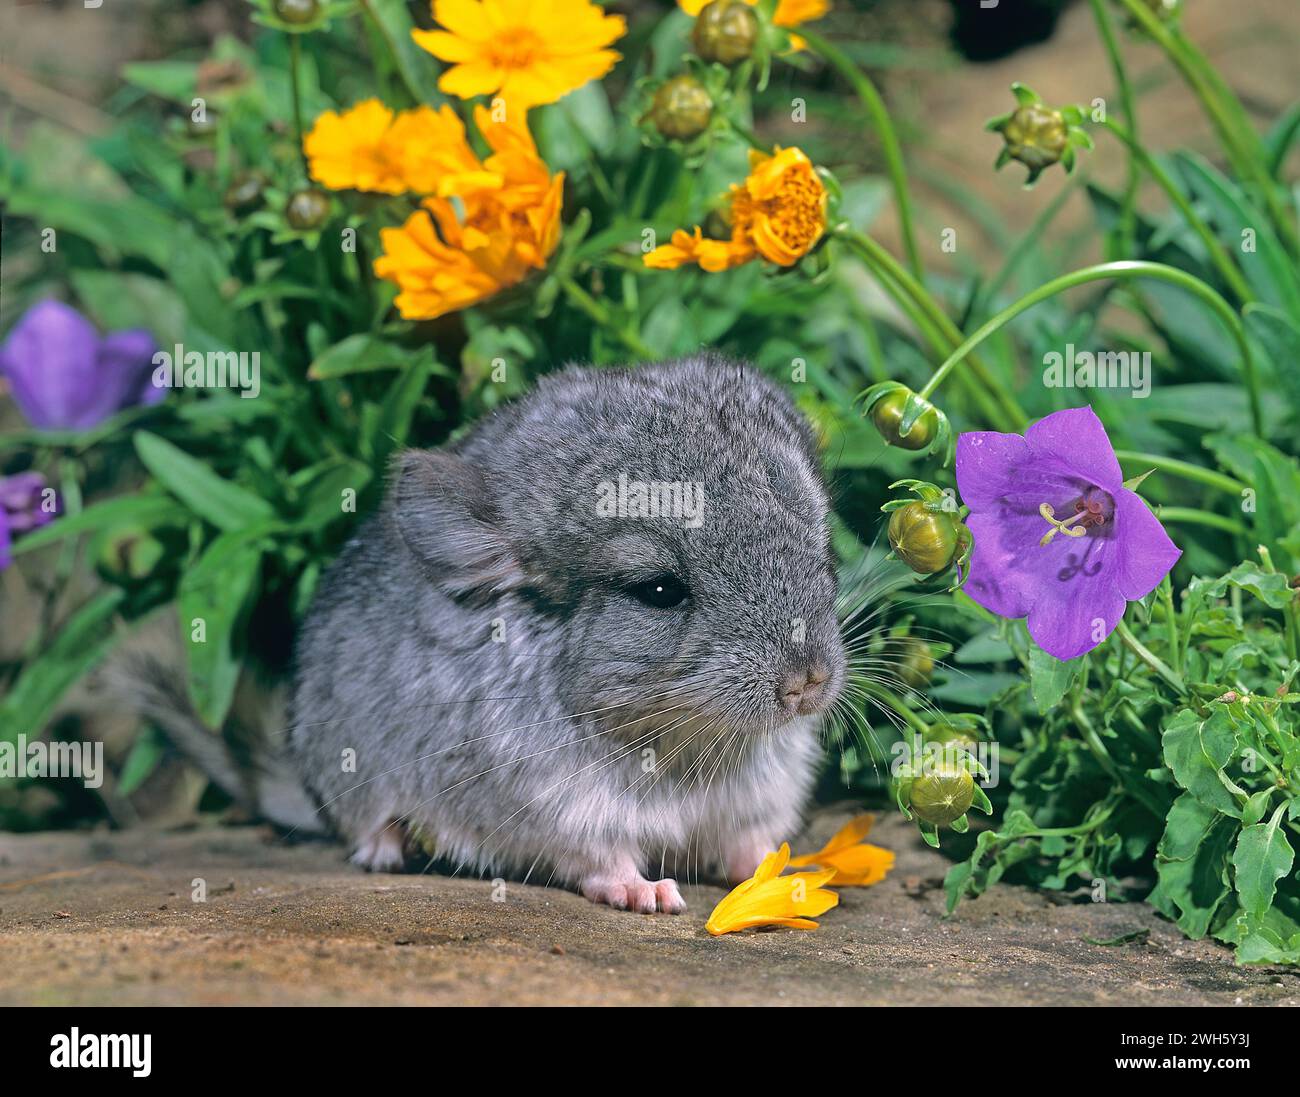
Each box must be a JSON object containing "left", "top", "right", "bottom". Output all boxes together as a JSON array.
[
  {"left": 788, "top": 813, "right": 896, "bottom": 886},
  {"left": 705, "top": 842, "right": 839, "bottom": 936}
]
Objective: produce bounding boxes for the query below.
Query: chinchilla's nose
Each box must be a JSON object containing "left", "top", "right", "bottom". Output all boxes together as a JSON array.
[{"left": 777, "top": 664, "right": 831, "bottom": 715}]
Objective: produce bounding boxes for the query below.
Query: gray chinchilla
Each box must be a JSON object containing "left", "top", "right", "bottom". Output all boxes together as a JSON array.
[{"left": 286, "top": 354, "right": 845, "bottom": 914}]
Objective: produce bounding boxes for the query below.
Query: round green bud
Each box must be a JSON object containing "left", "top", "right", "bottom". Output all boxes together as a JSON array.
[
  {"left": 870, "top": 389, "right": 938, "bottom": 450},
  {"left": 888, "top": 502, "right": 961, "bottom": 576},
  {"left": 909, "top": 767, "right": 975, "bottom": 826},
  {"left": 692, "top": 0, "right": 759, "bottom": 67},
  {"left": 285, "top": 187, "right": 331, "bottom": 231},
  {"left": 648, "top": 75, "right": 714, "bottom": 141},
  {"left": 273, "top": 0, "right": 321, "bottom": 25}
]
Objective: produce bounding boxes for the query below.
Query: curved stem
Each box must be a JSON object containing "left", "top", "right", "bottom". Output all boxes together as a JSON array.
[
  {"left": 919, "top": 261, "right": 1262, "bottom": 437},
  {"left": 838, "top": 228, "right": 1027, "bottom": 431},
  {"left": 1267, "top": 100, "right": 1300, "bottom": 180},
  {"left": 289, "top": 34, "right": 307, "bottom": 174},
  {"left": 799, "top": 29, "right": 923, "bottom": 280},
  {"left": 1115, "top": 619, "right": 1186, "bottom": 696},
  {"left": 1113, "top": 0, "right": 1300, "bottom": 259},
  {"left": 1113, "top": 449, "right": 1247, "bottom": 496},
  {"left": 1153, "top": 506, "right": 1247, "bottom": 536},
  {"left": 1089, "top": 0, "right": 1140, "bottom": 256},
  {"left": 1098, "top": 121, "right": 1256, "bottom": 305}
]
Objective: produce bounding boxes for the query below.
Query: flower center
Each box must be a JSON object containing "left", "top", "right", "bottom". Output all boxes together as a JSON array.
[
  {"left": 488, "top": 30, "right": 545, "bottom": 69},
  {"left": 1038, "top": 487, "right": 1112, "bottom": 546}
]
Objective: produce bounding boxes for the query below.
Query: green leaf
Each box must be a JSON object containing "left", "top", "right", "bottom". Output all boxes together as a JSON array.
[
  {"left": 0, "top": 590, "right": 127, "bottom": 744},
  {"left": 12, "top": 494, "right": 184, "bottom": 556},
  {"left": 1202, "top": 562, "right": 1297, "bottom": 610},
  {"left": 177, "top": 528, "right": 268, "bottom": 728},
  {"left": 1158, "top": 792, "right": 1223, "bottom": 862},
  {"left": 116, "top": 727, "right": 167, "bottom": 796},
  {"left": 133, "top": 432, "right": 277, "bottom": 532},
  {"left": 1027, "top": 646, "right": 1083, "bottom": 715},
  {"left": 1148, "top": 814, "right": 1235, "bottom": 939},
  {"left": 1161, "top": 707, "right": 1242, "bottom": 817},
  {"left": 1232, "top": 803, "right": 1295, "bottom": 917},
  {"left": 359, "top": 0, "right": 442, "bottom": 106},
  {"left": 308, "top": 335, "right": 438, "bottom": 380}
]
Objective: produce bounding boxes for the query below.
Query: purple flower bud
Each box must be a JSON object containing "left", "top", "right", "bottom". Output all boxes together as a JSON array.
[
  {"left": 0, "top": 299, "right": 161, "bottom": 431},
  {"left": 0, "top": 470, "right": 58, "bottom": 571},
  {"left": 955, "top": 406, "right": 1181, "bottom": 661}
]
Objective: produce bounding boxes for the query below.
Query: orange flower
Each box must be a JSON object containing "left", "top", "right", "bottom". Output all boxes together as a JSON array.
[
  {"left": 304, "top": 99, "right": 498, "bottom": 195},
  {"left": 705, "top": 843, "right": 838, "bottom": 935},
  {"left": 373, "top": 106, "right": 564, "bottom": 319},
  {"left": 413, "top": 0, "right": 626, "bottom": 109},
  {"left": 643, "top": 146, "right": 827, "bottom": 272},
  {"left": 788, "top": 813, "right": 895, "bottom": 886}
]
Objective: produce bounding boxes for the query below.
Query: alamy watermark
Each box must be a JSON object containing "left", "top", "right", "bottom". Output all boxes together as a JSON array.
[
  {"left": 0, "top": 735, "right": 103, "bottom": 789},
  {"left": 152, "top": 344, "right": 261, "bottom": 399},
  {"left": 595, "top": 472, "right": 705, "bottom": 529},
  {"left": 1043, "top": 344, "right": 1151, "bottom": 399}
]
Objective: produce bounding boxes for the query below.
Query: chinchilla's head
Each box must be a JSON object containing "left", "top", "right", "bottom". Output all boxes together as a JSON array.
[{"left": 391, "top": 355, "right": 845, "bottom": 739}]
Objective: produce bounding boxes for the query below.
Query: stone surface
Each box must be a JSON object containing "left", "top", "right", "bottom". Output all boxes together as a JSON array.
[{"left": 2, "top": 812, "right": 1296, "bottom": 1006}]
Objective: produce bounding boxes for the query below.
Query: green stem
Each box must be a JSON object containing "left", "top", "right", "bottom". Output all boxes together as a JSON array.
[
  {"left": 1089, "top": 0, "right": 1140, "bottom": 257},
  {"left": 920, "top": 261, "right": 1262, "bottom": 437},
  {"left": 1098, "top": 121, "right": 1256, "bottom": 305},
  {"left": 289, "top": 34, "right": 307, "bottom": 174},
  {"left": 1113, "top": 0, "right": 1300, "bottom": 259},
  {"left": 560, "top": 277, "right": 658, "bottom": 361},
  {"left": 1113, "top": 449, "right": 1247, "bottom": 496},
  {"left": 1115, "top": 618, "right": 1186, "bottom": 696},
  {"left": 838, "top": 229, "right": 1027, "bottom": 431},
  {"left": 1267, "top": 100, "right": 1300, "bottom": 179},
  {"left": 1154, "top": 506, "right": 1247, "bottom": 537},
  {"left": 799, "top": 29, "right": 923, "bottom": 280}
]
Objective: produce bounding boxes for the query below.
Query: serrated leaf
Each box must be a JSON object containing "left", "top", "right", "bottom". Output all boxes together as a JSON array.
[
  {"left": 1028, "top": 645, "right": 1083, "bottom": 714},
  {"left": 1161, "top": 707, "right": 1241, "bottom": 817}
]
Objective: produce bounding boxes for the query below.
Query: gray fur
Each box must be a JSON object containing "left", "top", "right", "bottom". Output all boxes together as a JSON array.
[{"left": 287, "top": 356, "right": 845, "bottom": 897}]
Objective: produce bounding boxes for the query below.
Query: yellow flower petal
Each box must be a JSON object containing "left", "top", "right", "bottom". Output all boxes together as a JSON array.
[
  {"left": 788, "top": 814, "right": 896, "bottom": 887},
  {"left": 705, "top": 843, "right": 840, "bottom": 936},
  {"left": 414, "top": 0, "right": 625, "bottom": 108}
]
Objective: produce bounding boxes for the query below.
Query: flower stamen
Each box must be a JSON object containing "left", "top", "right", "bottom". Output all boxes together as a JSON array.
[{"left": 1038, "top": 502, "right": 1089, "bottom": 546}]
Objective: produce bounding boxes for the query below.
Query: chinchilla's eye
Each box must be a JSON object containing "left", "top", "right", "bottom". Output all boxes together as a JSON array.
[{"left": 626, "top": 574, "right": 689, "bottom": 609}]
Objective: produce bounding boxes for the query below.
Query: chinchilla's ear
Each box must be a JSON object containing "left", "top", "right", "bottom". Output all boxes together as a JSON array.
[{"left": 389, "top": 448, "right": 521, "bottom": 599}]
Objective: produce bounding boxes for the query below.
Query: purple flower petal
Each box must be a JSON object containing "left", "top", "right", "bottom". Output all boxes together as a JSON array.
[
  {"left": 1113, "top": 488, "right": 1182, "bottom": 601},
  {"left": 964, "top": 511, "right": 1035, "bottom": 619},
  {"left": 0, "top": 511, "right": 11, "bottom": 571},
  {"left": 955, "top": 430, "right": 1031, "bottom": 508},
  {"left": 1026, "top": 568, "right": 1126, "bottom": 660},
  {"left": 0, "top": 300, "right": 100, "bottom": 430},
  {"left": 98, "top": 328, "right": 162, "bottom": 416},
  {"left": 1025, "top": 406, "right": 1123, "bottom": 491}
]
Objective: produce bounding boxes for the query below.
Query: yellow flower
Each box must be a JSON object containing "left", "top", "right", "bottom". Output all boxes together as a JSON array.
[
  {"left": 373, "top": 106, "right": 564, "bottom": 319},
  {"left": 678, "top": 0, "right": 829, "bottom": 28},
  {"left": 643, "top": 146, "right": 827, "bottom": 272},
  {"left": 413, "top": 0, "right": 626, "bottom": 109},
  {"left": 705, "top": 842, "right": 838, "bottom": 936},
  {"left": 303, "top": 99, "right": 499, "bottom": 195},
  {"left": 788, "top": 813, "right": 895, "bottom": 886}
]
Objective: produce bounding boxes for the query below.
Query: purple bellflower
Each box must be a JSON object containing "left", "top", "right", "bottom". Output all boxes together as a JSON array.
[
  {"left": 0, "top": 299, "right": 161, "bottom": 431},
  {"left": 0, "top": 471, "right": 58, "bottom": 571},
  {"left": 955, "top": 406, "right": 1181, "bottom": 661}
]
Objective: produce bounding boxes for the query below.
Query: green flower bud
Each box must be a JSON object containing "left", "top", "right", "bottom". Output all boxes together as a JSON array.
[
  {"left": 647, "top": 75, "right": 714, "bottom": 142},
  {"left": 870, "top": 388, "right": 939, "bottom": 450},
  {"left": 888, "top": 502, "right": 963, "bottom": 576},
  {"left": 909, "top": 767, "right": 974, "bottom": 827},
  {"left": 285, "top": 187, "right": 331, "bottom": 231},
  {"left": 998, "top": 103, "right": 1068, "bottom": 172},
  {"left": 98, "top": 528, "right": 165, "bottom": 582},
  {"left": 273, "top": 0, "right": 321, "bottom": 25},
  {"left": 898, "top": 639, "right": 935, "bottom": 690},
  {"left": 224, "top": 170, "right": 269, "bottom": 213},
  {"left": 692, "top": 0, "right": 759, "bottom": 67}
]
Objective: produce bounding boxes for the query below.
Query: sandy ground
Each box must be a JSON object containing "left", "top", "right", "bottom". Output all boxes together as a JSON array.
[{"left": 2, "top": 811, "right": 1297, "bottom": 1007}]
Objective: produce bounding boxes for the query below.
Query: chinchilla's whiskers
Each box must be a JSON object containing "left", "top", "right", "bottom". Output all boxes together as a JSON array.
[
  {"left": 523, "top": 707, "right": 728, "bottom": 890},
  {"left": 306, "top": 677, "right": 716, "bottom": 831},
  {"left": 466, "top": 696, "right": 727, "bottom": 882}
]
